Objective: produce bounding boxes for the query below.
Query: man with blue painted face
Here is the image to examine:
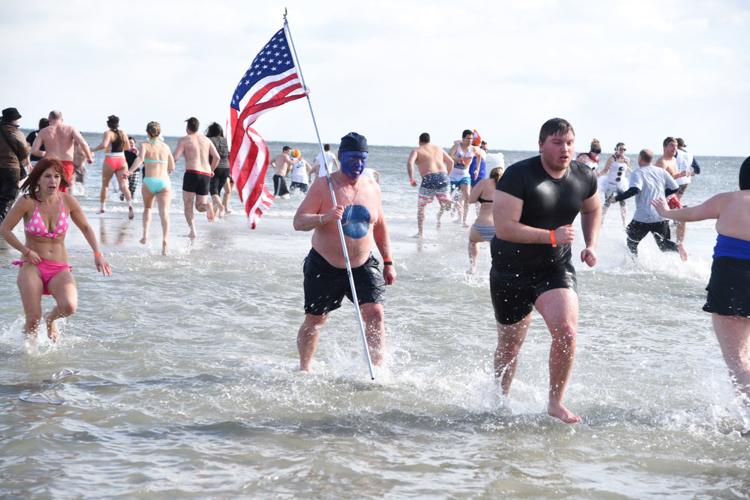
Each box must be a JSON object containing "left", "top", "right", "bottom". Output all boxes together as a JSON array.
[{"left": 292, "top": 132, "right": 396, "bottom": 372}]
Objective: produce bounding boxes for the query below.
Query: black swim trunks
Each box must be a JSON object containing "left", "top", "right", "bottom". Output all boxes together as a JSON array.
[
  {"left": 490, "top": 257, "right": 577, "bottom": 325},
  {"left": 273, "top": 174, "right": 289, "bottom": 196},
  {"left": 703, "top": 257, "right": 750, "bottom": 317},
  {"left": 182, "top": 170, "right": 211, "bottom": 196},
  {"left": 303, "top": 248, "right": 385, "bottom": 315}
]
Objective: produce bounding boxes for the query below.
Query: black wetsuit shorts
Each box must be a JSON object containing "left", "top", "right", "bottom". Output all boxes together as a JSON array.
[
  {"left": 303, "top": 248, "right": 385, "bottom": 316},
  {"left": 490, "top": 257, "right": 577, "bottom": 325},
  {"left": 210, "top": 167, "right": 231, "bottom": 196},
  {"left": 703, "top": 257, "right": 750, "bottom": 317}
]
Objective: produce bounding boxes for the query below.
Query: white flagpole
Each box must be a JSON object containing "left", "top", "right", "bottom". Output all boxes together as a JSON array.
[{"left": 283, "top": 11, "right": 375, "bottom": 380}]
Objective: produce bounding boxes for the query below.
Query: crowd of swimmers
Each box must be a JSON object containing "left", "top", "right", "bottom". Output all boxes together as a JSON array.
[{"left": 1, "top": 107, "right": 748, "bottom": 428}]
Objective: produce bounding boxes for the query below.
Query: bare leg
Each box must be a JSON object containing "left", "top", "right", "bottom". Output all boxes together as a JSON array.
[
  {"left": 676, "top": 222, "right": 688, "bottom": 261},
  {"left": 183, "top": 191, "right": 196, "bottom": 238},
  {"left": 44, "top": 270, "right": 77, "bottom": 343},
  {"left": 437, "top": 199, "right": 451, "bottom": 229},
  {"left": 297, "top": 314, "right": 327, "bottom": 371},
  {"left": 468, "top": 226, "right": 482, "bottom": 274},
  {"left": 535, "top": 288, "right": 581, "bottom": 423},
  {"left": 195, "top": 195, "right": 214, "bottom": 222},
  {"left": 460, "top": 184, "right": 470, "bottom": 226},
  {"left": 223, "top": 179, "right": 233, "bottom": 213},
  {"left": 157, "top": 189, "right": 171, "bottom": 255},
  {"left": 100, "top": 165, "right": 114, "bottom": 213},
  {"left": 495, "top": 314, "right": 532, "bottom": 395},
  {"left": 712, "top": 314, "right": 750, "bottom": 406},
  {"left": 416, "top": 202, "right": 426, "bottom": 237},
  {"left": 140, "top": 186, "right": 154, "bottom": 244},
  {"left": 361, "top": 303, "right": 385, "bottom": 366},
  {"left": 619, "top": 200, "right": 628, "bottom": 228},
  {"left": 116, "top": 171, "right": 134, "bottom": 219},
  {"left": 17, "top": 264, "right": 44, "bottom": 338},
  {"left": 212, "top": 194, "right": 225, "bottom": 218}
]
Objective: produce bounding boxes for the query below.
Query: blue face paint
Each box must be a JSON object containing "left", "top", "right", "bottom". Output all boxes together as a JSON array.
[
  {"left": 340, "top": 151, "right": 368, "bottom": 179},
  {"left": 341, "top": 204, "right": 370, "bottom": 239}
]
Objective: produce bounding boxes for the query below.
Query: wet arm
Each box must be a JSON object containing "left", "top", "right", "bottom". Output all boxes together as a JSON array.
[
  {"left": 406, "top": 150, "right": 417, "bottom": 183},
  {"left": 580, "top": 193, "right": 602, "bottom": 250},
  {"left": 91, "top": 131, "right": 110, "bottom": 152},
  {"left": 655, "top": 193, "right": 725, "bottom": 222},
  {"left": 31, "top": 134, "right": 45, "bottom": 158},
  {"left": 0, "top": 198, "right": 31, "bottom": 255},
  {"left": 442, "top": 149, "right": 454, "bottom": 175},
  {"left": 73, "top": 129, "right": 94, "bottom": 162},
  {"left": 293, "top": 180, "right": 326, "bottom": 231},
  {"left": 68, "top": 197, "right": 102, "bottom": 253},
  {"left": 209, "top": 142, "right": 220, "bottom": 171}
]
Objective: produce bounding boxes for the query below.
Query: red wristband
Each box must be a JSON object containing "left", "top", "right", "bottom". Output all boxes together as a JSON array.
[
  {"left": 94, "top": 251, "right": 103, "bottom": 257},
  {"left": 549, "top": 229, "right": 557, "bottom": 248}
]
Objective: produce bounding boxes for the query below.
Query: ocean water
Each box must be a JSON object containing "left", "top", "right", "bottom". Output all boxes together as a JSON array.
[{"left": 1, "top": 134, "right": 748, "bottom": 498}]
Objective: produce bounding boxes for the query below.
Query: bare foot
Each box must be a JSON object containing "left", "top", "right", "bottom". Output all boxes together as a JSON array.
[
  {"left": 161, "top": 240, "right": 168, "bottom": 256},
  {"left": 128, "top": 206, "right": 135, "bottom": 220},
  {"left": 548, "top": 401, "right": 581, "bottom": 424},
  {"left": 677, "top": 243, "right": 688, "bottom": 261},
  {"left": 44, "top": 312, "right": 60, "bottom": 343},
  {"left": 139, "top": 236, "right": 147, "bottom": 245},
  {"left": 411, "top": 233, "right": 423, "bottom": 239},
  {"left": 187, "top": 230, "right": 196, "bottom": 239},
  {"left": 98, "top": 208, "right": 106, "bottom": 214}
]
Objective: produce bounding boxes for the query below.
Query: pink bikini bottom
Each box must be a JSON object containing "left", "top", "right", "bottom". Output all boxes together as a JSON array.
[{"left": 13, "top": 259, "right": 73, "bottom": 295}]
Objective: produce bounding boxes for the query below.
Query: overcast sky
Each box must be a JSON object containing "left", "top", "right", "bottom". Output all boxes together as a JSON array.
[{"left": 2, "top": 0, "right": 748, "bottom": 156}]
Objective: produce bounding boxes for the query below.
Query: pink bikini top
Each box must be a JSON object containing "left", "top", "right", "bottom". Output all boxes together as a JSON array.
[{"left": 25, "top": 200, "right": 69, "bottom": 238}]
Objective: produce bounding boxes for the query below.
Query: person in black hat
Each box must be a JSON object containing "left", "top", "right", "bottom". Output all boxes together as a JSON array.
[
  {"left": 292, "top": 132, "right": 396, "bottom": 372},
  {"left": 0, "top": 107, "right": 31, "bottom": 224}
]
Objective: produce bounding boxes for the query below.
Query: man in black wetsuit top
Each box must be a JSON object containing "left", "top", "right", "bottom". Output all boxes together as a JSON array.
[{"left": 491, "top": 117, "right": 601, "bottom": 424}]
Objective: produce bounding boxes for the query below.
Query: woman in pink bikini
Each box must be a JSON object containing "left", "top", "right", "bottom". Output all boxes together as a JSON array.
[
  {"left": 0, "top": 158, "right": 112, "bottom": 342},
  {"left": 91, "top": 115, "right": 134, "bottom": 218}
]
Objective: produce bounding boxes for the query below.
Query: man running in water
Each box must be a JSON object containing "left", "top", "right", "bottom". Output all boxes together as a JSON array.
[
  {"left": 293, "top": 132, "right": 396, "bottom": 371},
  {"left": 406, "top": 132, "right": 454, "bottom": 237},
  {"left": 655, "top": 136, "right": 688, "bottom": 260},
  {"left": 491, "top": 117, "right": 601, "bottom": 424},
  {"left": 174, "top": 117, "right": 219, "bottom": 238},
  {"left": 674, "top": 137, "right": 701, "bottom": 198},
  {"left": 614, "top": 149, "right": 680, "bottom": 256},
  {"left": 31, "top": 111, "right": 93, "bottom": 192},
  {"left": 271, "top": 146, "right": 293, "bottom": 198}
]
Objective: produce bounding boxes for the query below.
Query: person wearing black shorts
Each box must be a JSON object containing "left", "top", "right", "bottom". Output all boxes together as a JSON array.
[
  {"left": 292, "top": 132, "right": 396, "bottom": 372},
  {"left": 491, "top": 118, "right": 601, "bottom": 424}
]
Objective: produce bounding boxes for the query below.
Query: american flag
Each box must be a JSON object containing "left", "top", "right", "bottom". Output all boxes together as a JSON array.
[{"left": 228, "top": 27, "right": 306, "bottom": 229}]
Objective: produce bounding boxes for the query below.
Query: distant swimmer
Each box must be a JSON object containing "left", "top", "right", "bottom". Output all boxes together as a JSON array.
[
  {"left": 292, "top": 132, "right": 396, "bottom": 371},
  {"left": 206, "top": 122, "right": 230, "bottom": 218},
  {"left": 124, "top": 136, "right": 139, "bottom": 201},
  {"left": 597, "top": 142, "right": 631, "bottom": 227},
  {"left": 491, "top": 118, "right": 601, "bottom": 424},
  {"left": 613, "top": 149, "right": 680, "bottom": 256},
  {"left": 576, "top": 138, "right": 601, "bottom": 170},
  {"left": 653, "top": 156, "right": 750, "bottom": 413},
  {"left": 271, "top": 146, "right": 293, "bottom": 198},
  {"left": 91, "top": 115, "right": 134, "bottom": 218},
  {"left": 468, "top": 131, "right": 487, "bottom": 187},
  {"left": 675, "top": 137, "right": 701, "bottom": 198},
  {"left": 0, "top": 107, "right": 31, "bottom": 225},
  {"left": 174, "top": 116, "right": 220, "bottom": 239},
  {"left": 127, "top": 121, "right": 175, "bottom": 255},
  {"left": 655, "top": 137, "right": 688, "bottom": 260},
  {"left": 468, "top": 166, "right": 503, "bottom": 274},
  {"left": 448, "top": 129, "right": 480, "bottom": 226},
  {"left": 31, "top": 110, "right": 93, "bottom": 193},
  {"left": 0, "top": 158, "right": 111, "bottom": 343},
  {"left": 312, "top": 143, "right": 339, "bottom": 181},
  {"left": 406, "top": 132, "right": 454, "bottom": 237},
  {"left": 289, "top": 149, "right": 313, "bottom": 194},
  {"left": 25, "top": 117, "right": 49, "bottom": 164}
]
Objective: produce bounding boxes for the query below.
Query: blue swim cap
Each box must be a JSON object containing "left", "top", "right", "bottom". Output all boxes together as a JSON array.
[{"left": 341, "top": 204, "right": 370, "bottom": 239}]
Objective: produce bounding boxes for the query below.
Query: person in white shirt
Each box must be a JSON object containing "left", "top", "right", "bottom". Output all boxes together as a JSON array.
[
  {"left": 312, "top": 143, "right": 339, "bottom": 181},
  {"left": 289, "top": 149, "right": 313, "bottom": 194}
]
